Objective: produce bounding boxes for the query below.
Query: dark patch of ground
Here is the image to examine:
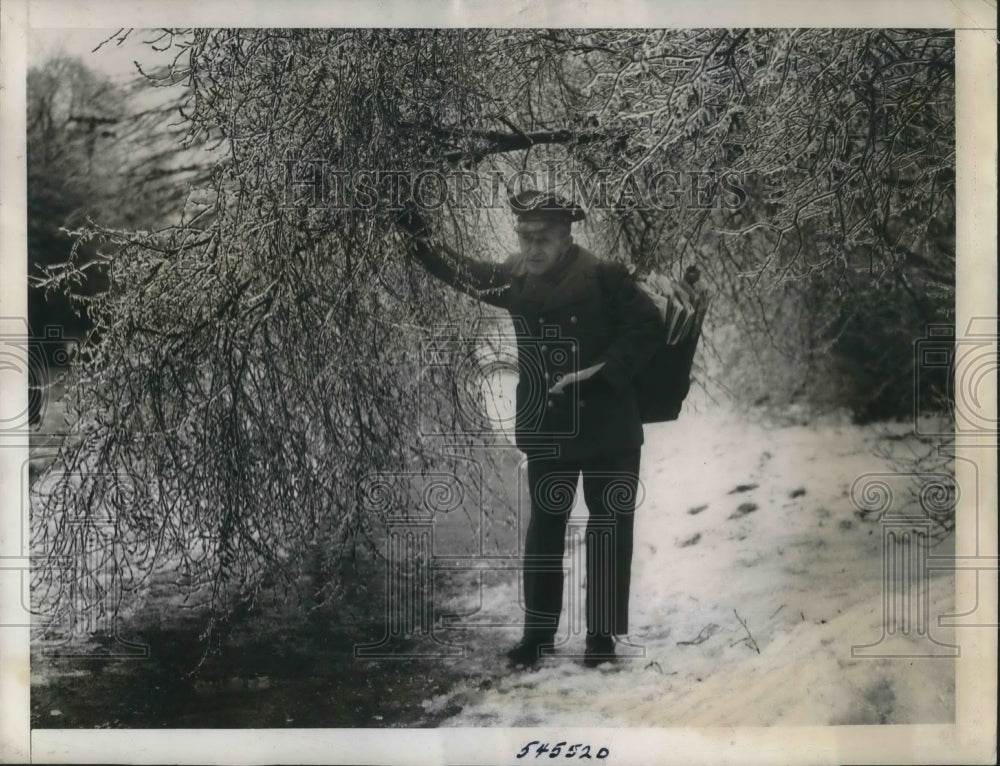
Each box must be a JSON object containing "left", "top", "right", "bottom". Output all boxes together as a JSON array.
[
  {"left": 32, "top": 603, "right": 470, "bottom": 729},
  {"left": 30, "top": 558, "right": 478, "bottom": 729},
  {"left": 728, "top": 502, "right": 759, "bottom": 519}
]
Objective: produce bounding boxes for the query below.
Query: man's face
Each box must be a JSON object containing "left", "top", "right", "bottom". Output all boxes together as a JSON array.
[{"left": 516, "top": 222, "right": 572, "bottom": 275}]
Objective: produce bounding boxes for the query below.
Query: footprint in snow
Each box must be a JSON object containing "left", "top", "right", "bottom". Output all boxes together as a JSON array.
[
  {"left": 728, "top": 483, "right": 759, "bottom": 494},
  {"left": 677, "top": 532, "right": 701, "bottom": 547},
  {"left": 728, "top": 502, "right": 758, "bottom": 519},
  {"left": 687, "top": 504, "right": 708, "bottom": 515}
]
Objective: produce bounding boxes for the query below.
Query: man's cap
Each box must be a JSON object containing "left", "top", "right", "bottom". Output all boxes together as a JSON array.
[{"left": 509, "top": 189, "right": 586, "bottom": 230}]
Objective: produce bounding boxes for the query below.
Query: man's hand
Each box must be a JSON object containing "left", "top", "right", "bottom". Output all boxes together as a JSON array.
[
  {"left": 396, "top": 207, "right": 429, "bottom": 237},
  {"left": 548, "top": 362, "right": 605, "bottom": 395}
]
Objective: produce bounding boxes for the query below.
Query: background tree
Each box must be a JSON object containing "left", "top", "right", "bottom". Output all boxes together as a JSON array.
[
  {"left": 27, "top": 50, "right": 215, "bottom": 427},
  {"left": 32, "top": 28, "right": 955, "bottom": 639},
  {"left": 27, "top": 56, "right": 124, "bottom": 378}
]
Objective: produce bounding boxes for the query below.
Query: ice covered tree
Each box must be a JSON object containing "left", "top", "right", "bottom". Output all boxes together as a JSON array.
[{"left": 33, "top": 28, "right": 954, "bottom": 637}]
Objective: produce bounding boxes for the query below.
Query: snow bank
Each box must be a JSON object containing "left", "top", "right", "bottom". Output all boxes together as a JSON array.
[{"left": 436, "top": 410, "right": 956, "bottom": 727}]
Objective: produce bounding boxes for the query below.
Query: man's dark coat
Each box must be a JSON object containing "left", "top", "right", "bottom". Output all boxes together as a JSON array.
[{"left": 413, "top": 239, "right": 662, "bottom": 459}]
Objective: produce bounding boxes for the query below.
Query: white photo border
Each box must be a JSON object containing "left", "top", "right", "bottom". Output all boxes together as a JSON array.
[{"left": 2, "top": 1, "right": 995, "bottom": 763}]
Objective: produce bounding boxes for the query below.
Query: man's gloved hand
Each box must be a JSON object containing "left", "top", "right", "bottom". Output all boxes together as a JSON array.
[{"left": 396, "top": 207, "right": 429, "bottom": 237}]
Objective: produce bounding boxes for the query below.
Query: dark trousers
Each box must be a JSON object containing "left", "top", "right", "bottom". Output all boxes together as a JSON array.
[{"left": 521, "top": 449, "right": 640, "bottom": 643}]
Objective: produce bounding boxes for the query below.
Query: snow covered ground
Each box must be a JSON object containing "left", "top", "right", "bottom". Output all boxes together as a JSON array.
[
  {"left": 424, "top": 408, "right": 956, "bottom": 727},
  {"left": 27, "top": 380, "right": 958, "bottom": 731}
]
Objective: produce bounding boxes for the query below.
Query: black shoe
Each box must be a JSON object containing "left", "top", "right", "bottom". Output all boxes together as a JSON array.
[
  {"left": 506, "top": 638, "right": 553, "bottom": 669},
  {"left": 583, "top": 636, "right": 616, "bottom": 668}
]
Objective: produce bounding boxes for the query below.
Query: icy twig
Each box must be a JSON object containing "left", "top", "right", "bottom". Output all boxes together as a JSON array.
[{"left": 732, "top": 609, "right": 761, "bottom": 654}]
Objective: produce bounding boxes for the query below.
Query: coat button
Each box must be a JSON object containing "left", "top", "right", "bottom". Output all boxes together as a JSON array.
[
  {"left": 547, "top": 399, "right": 554, "bottom": 408},
  {"left": 540, "top": 344, "right": 548, "bottom": 352},
  {"left": 538, "top": 317, "right": 545, "bottom": 324},
  {"left": 570, "top": 315, "right": 578, "bottom": 323},
  {"left": 543, "top": 372, "right": 550, "bottom": 380}
]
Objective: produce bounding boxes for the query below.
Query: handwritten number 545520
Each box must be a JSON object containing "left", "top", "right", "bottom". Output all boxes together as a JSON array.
[{"left": 516, "top": 741, "right": 609, "bottom": 759}]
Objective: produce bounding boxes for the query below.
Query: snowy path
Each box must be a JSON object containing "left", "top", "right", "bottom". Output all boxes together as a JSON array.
[{"left": 425, "top": 411, "right": 955, "bottom": 727}]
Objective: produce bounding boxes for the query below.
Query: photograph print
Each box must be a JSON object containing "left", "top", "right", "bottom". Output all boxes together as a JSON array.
[{"left": 4, "top": 13, "right": 994, "bottom": 764}]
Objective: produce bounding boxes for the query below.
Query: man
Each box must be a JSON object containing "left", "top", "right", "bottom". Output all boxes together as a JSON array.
[{"left": 402, "top": 190, "right": 662, "bottom": 668}]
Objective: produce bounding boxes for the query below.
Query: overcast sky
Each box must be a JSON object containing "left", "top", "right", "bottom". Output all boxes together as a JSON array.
[{"left": 28, "top": 28, "right": 175, "bottom": 82}]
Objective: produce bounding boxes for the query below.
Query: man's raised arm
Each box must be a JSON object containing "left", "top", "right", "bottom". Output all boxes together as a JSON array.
[{"left": 399, "top": 211, "right": 512, "bottom": 310}]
